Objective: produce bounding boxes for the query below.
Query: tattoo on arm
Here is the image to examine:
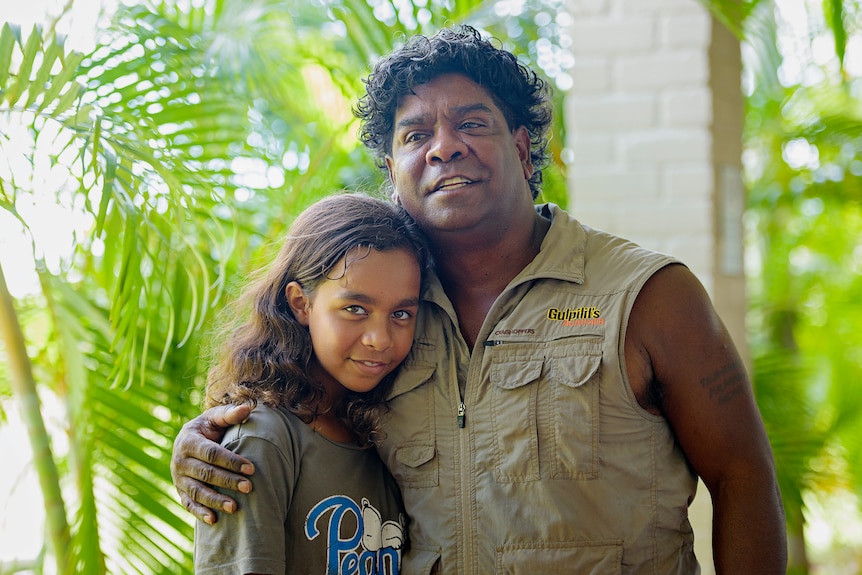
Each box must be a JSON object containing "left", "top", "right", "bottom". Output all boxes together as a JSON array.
[{"left": 699, "top": 360, "right": 746, "bottom": 405}]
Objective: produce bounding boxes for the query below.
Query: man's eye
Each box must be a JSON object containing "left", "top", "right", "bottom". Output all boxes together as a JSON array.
[
  {"left": 460, "top": 121, "right": 483, "bottom": 129},
  {"left": 392, "top": 310, "right": 413, "bottom": 320},
  {"left": 344, "top": 305, "right": 368, "bottom": 316},
  {"left": 405, "top": 133, "right": 425, "bottom": 143}
]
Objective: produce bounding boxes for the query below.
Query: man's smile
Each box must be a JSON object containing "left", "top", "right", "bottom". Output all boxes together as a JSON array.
[{"left": 432, "top": 176, "right": 476, "bottom": 192}]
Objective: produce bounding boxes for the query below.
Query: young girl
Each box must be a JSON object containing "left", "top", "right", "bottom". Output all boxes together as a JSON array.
[{"left": 194, "top": 193, "right": 429, "bottom": 575}]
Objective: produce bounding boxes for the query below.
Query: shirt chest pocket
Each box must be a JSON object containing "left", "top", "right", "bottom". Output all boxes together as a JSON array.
[
  {"left": 488, "top": 338, "right": 602, "bottom": 482},
  {"left": 385, "top": 359, "right": 439, "bottom": 489}
]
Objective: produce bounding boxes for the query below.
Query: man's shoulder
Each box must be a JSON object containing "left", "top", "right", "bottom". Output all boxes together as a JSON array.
[
  {"left": 540, "top": 204, "right": 665, "bottom": 258},
  {"left": 539, "top": 202, "right": 620, "bottom": 244}
]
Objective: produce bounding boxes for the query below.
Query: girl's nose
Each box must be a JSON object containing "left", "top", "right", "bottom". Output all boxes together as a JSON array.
[{"left": 361, "top": 319, "right": 392, "bottom": 351}]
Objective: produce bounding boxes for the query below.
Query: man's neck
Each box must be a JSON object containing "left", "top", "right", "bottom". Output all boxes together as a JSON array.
[
  {"left": 430, "top": 211, "right": 550, "bottom": 347},
  {"left": 437, "top": 209, "right": 548, "bottom": 280}
]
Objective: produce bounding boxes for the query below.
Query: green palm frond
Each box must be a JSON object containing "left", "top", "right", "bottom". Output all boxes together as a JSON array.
[
  {"left": 1, "top": 2, "right": 581, "bottom": 572},
  {"left": 698, "top": 0, "right": 762, "bottom": 37},
  {"left": 742, "top": 1, "right": 862, "bottom": 570},
  {"left": 12, "top": 0, "right": 860, "bottom": 572}
]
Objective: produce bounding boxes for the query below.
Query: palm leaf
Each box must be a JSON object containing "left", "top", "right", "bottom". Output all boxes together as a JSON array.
[{"left": 8, "top": 1, "right": 802, "bottom": 573}]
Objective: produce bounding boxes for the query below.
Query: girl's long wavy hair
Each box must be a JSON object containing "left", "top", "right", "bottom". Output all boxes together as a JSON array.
[{"left": 205, "top": 192, "right": 430, "bottom": 447}]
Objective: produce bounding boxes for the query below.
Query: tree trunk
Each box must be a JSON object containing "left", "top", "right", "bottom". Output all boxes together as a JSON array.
[{"left": 0, "top": 262, "right": 71, "bottom": 573}]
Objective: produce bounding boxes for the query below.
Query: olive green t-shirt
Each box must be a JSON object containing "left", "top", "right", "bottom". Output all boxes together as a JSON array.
[{"left": 194, "top": 406, "right": 407, "bottom": 575}]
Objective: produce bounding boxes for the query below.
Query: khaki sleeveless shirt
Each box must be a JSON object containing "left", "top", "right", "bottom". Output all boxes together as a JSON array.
[{"left": 379, "top": 204, "right": 700, "bottom": 574}]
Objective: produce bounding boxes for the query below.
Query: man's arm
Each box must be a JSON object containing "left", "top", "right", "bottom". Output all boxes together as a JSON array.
[
  {"left": 627, "top": 264, "right": 787, "bottom": 574},
  {"left": 170, "top": 404, "right": 256, "bottom": 524}
]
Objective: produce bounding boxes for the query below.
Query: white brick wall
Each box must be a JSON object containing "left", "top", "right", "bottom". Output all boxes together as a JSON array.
[
  {"left": 662, "top": 13, "right": 713, "bottom": 47},
  {"left": 662, "top": 87, "right": 712, "bottom": 126},
  {"left": 565, "top": 0, "right": 719, "bottom": 286},
  {"left": 621, "top": 129, "right": 711, "bottom": 163},
  {"left": 618, "top": 51, "right": 710, "bottom": 89},
  {"left": 569, "top": 94, "right": 656, "bottom": 131},
  {"left": 569, "top": 19, "right": 655, "bottom": 54}
]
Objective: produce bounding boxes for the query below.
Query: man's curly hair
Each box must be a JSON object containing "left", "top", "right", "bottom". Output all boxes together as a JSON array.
[{"left": 354, "top": 25, "right": 553, "bottom": 199}]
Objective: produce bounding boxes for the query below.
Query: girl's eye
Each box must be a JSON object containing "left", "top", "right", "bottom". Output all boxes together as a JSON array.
[{"left": 344, "top": 305, "right": 368, "bottom": 316}]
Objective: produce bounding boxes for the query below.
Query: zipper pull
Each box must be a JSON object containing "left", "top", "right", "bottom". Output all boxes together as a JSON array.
[{"left": 457, "top": 402, "right": 466, "bottom": 428}]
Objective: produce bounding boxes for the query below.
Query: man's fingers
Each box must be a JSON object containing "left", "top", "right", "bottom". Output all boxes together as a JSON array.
[
  {"left": 179, "top": 490, "right": 219, "bottom": 525},
  {"left": 174, "top": 408, "right": 255, "bottom": 476},
  {"left": 175, "top": 469, "right": 251, "bottom": 518},
  {"left": 174, "top": 447, "right": 254, "bottom": 492},
  {"left": 178, "top": 482, "right": 235, "bottom": 525},
  {"left": 190, "top": 456, "right": 253, "bottom": 493},
  {"left": 205, "top": 404, "right": 252, "bottom": 430},
  {"left": 170, "top": 405, "right": 256, "bottom": 523},
  {"left": 190, "top": 436, "right": 254, "bottom": 476}
]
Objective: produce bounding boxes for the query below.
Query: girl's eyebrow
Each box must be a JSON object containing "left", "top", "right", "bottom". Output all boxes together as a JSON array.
[
  {"left": 338, "top": 291, "right": 420, "bottom": 308},
  {"left": 394, "top": 297, "right": 420, "bottom": 309}
]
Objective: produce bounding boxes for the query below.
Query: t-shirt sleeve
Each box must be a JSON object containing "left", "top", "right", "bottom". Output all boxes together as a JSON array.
[{"left": 194, "top": 411, "right": 296, "bottom": 575}]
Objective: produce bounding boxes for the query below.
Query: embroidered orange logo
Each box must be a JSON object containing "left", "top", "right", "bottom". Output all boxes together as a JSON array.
[{"left": 546, "top": 306, "right": 604, "bottom": 327}]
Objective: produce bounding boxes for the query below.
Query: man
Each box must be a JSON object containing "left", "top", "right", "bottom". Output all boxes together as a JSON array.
[{"left": 172, "top": 25, "right": 786, "bottom": 573}]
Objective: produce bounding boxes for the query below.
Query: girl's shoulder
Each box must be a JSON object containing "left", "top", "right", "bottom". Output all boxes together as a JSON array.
[{"left": 222, "top": 404, "right": 305, "bottom": 450}]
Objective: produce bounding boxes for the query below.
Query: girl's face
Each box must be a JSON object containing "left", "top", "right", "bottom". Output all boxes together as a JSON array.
[{"left": 287, "top": 247, "right": 421, "bottom": 397}]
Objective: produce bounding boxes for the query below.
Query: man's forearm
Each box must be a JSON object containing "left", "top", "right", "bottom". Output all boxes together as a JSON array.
[{"left": 711, "top": 481, "right": 787, "bottom": 574}]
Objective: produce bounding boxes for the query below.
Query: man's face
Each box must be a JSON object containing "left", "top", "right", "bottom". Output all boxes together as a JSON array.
[{"left": 385, "top": 73, "right": 534, "bottom": 240}]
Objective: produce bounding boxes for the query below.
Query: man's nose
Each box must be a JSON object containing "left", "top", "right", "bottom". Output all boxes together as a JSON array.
[{"left": 426, "top": 127, "right": 467, "bottom": 164}]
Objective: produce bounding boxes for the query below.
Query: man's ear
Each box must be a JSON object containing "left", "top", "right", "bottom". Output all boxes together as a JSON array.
[
  {"left": 514, "top": 126, "right": 534, "bottom": 181},
  {"left": 286, "top": 281, "right": 310, "bottom": 326},
  {"left": 384, "top": 156, "right": 401, "bottom": 205}
]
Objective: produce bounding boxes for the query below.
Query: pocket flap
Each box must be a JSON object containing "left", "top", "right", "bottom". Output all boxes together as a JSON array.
[
  {"left": 401, "top": 544, "right": 441, "bottom": 575},
  {"left": 490, "top": 358, "right": 544, "bottom": 390},
  {"left": 395, "top": 442, "right": 436, "bottom": 468},
  {"left": 550, "top": 351, "right": 601, "bottom": 388},
  {"left": 388, "top": 362, "right": 435, "bottom": 401}
]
